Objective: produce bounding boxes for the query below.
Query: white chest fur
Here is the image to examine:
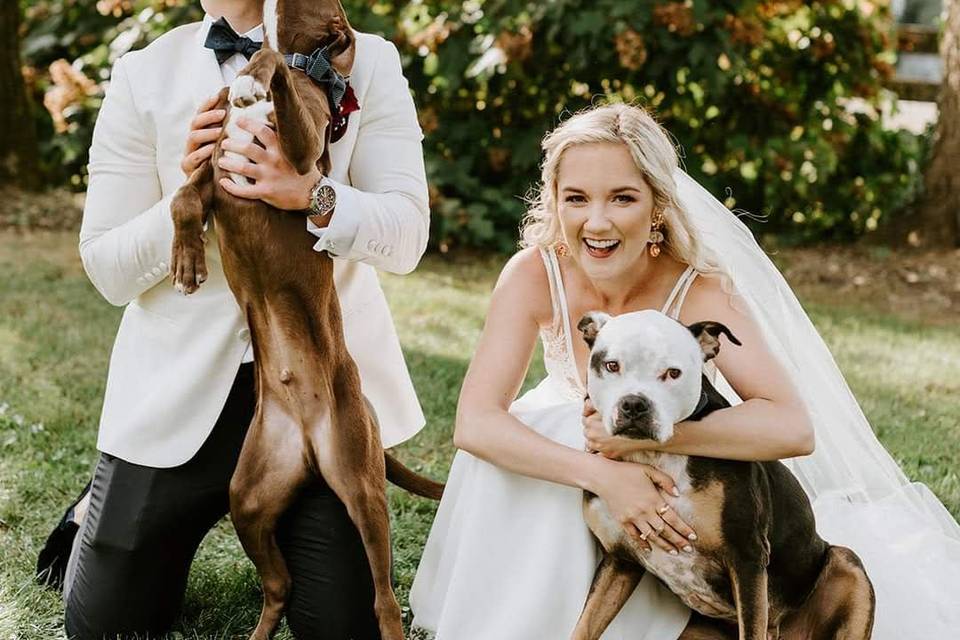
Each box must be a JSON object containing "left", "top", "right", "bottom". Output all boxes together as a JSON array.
[{"left": 583, "top": 452, "right": 737, "bottom": 620}]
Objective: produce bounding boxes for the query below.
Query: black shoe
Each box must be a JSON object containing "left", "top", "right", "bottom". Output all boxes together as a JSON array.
[{"left": 35, "top": 480, "right": 91, "bottom": 591}]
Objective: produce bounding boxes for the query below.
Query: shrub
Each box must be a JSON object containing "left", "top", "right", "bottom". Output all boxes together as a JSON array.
[{"left": 20, "top": 0, "right": 926, "bottom": 247}]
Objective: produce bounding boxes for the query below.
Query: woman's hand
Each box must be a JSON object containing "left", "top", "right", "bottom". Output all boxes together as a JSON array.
[
  {"left": 592, "top": 458, "right": 696, "bottom": 555},
  {"left": 181, "top": 93, "right": 226, "bottom": 177},
  {"left": 217, "top": 117, "right": 322, "bottom": 211},
  {"left": 583, "top": 398, "right": 648, "bottom": 459}
]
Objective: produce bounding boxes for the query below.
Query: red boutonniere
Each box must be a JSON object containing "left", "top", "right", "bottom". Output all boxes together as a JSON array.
[{"left": 330, "top": 83, "right": 360, "bottom": 144}]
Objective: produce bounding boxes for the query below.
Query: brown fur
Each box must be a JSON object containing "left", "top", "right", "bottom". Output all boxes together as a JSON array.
[
  {"left": 169, "top": 3, "right": 440, "bottom": 639},
  {"left": 570, "top": 555, "right": 644, "bottom": 640},
  {"left": 573, "top": 324, "right": 874, "bottom": 640}
]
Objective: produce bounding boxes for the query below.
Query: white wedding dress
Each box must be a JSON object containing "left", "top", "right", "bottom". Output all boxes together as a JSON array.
[
  {"left": 410, "top": 243, "right": 960, "bottom": 639},
  {"left": 409, "top": 249, "right": 697, "bottom": 639}
]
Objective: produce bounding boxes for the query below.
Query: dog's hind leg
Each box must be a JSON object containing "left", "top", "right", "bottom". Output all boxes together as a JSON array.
[
  {"left": 570, "top": 552, "right": 644, "bottom": 640},
  {"left": 780, "top": 546, "right": 875, "bottom": 640},
  {"left": 230, "top": 398, "right": 311, "bottom": 640},
  {"left": 309, "top": 365, "right": 404, "bottom": 640}
]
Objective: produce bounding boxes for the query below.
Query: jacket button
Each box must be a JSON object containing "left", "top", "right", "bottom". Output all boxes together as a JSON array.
[
  {"left": 152, "top": 266, "right": 163, "bottom": 276},
  {"left": 136, "top": 276, "right": 146, "bottom": 285},
  {"left": 367, "top": 239, "right": 379, "bottom": 252},
  {"left": 237, "top": 327, "right": 250, "bottom": 341},
  {"left": 158, "top": 261, "right": 168, "bottom": 271}
]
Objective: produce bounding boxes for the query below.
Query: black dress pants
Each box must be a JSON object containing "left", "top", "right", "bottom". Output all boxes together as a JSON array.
[{"left": 63, "top": 363, "right": 380, "bottom": 640}]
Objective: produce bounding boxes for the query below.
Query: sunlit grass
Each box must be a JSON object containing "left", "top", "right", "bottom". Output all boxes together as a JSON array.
[{"left": 0, "top": 232, "right": 957, "bottom": 638}]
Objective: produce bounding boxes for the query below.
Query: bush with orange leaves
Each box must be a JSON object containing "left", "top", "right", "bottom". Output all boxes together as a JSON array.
[{"left": 43, "top": 60, "right": 100, "bottom": 134}]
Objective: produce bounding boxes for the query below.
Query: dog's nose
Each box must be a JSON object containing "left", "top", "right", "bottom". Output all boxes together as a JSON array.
[{"left": 619, "top": 394, "right": 652, "bottom": 419}]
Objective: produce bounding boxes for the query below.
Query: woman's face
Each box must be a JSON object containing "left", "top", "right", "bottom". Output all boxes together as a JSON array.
[{"left": 556, "top": 142, "right": 657, "bottom": 281}]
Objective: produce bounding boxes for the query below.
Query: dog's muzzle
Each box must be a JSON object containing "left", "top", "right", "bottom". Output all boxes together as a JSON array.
[{"left": 611, "top": 394, "right": 659, "bottom": 441}]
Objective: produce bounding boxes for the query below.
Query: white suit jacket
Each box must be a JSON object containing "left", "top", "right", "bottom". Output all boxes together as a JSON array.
[{"left": 80, "top": 20, "right": 429, "bottom": 467}]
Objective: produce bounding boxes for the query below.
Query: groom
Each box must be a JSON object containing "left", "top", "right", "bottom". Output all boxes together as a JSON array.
[{"left": 60, "top": 0, "right": 428, "bottom": 637}]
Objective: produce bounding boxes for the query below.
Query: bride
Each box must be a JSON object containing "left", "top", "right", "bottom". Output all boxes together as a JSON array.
[{"left": 409, "top": 103, "right": 960, "bottom": 639}]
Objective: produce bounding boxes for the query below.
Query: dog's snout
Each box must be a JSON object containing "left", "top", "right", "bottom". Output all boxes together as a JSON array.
[
  {"left": 612, "top": 394, "right": 660, "bottom": 441},
  {"left": 619, "top": 394, "right": 651, "bottom": 419}
]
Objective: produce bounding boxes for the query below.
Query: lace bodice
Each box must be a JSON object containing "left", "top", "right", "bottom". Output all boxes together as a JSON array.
[{"left": 537, "top": 247, "right": 698, "bottom": 400}]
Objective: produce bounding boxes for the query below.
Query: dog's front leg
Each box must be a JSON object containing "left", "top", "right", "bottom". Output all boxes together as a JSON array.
[
  {"left": 237, "top": 48, "right": 323, "bottom": 176},
  {"left": 171, "top": 105, "right": 223, "bottom": 294},
  {"left": 729, "top": 561, "right": 770, "bottom": 640},
  {"left": 570, "top": 552, "right": 644, "bottom": 640}
]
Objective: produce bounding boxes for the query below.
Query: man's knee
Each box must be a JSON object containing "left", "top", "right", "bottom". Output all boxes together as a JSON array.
[{"left": 62, "top": 537, "right": 187, "bottom": 640}]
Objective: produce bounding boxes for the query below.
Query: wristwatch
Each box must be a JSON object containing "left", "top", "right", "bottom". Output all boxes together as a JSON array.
[{"left": 307, "top": 177, "right": 337, "bottom": 220}]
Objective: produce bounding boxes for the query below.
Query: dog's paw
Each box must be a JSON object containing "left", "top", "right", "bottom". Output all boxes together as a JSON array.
[
  {"left": 229, "top": 75, "right": 268, "bottom": 109},
  {"left": 171, "top": 232, "right": 208, "bottom": 295}
]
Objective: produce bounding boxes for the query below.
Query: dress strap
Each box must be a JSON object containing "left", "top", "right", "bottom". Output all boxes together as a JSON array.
[
  {"left": 538, "top": 247, "right": 586, "bottom": 395},
  {"left": 661, "top": 266, "right": 698, "bottom": 319},
  {"left": 538, "top": 248, "right": 564, "bottom": 331}
]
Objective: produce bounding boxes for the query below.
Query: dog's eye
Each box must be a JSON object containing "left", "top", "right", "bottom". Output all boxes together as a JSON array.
[
  {"left": 662, "top": 368, "right": 682, "bottom": 380},
  {"left": 604, "top": 361, "right": 620, "bottom": 373}
]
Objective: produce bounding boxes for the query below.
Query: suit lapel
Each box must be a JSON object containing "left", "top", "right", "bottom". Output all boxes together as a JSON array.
[
  {"left": 188, "top": 17, "right": 227, "bottom": 109},
  {"left": 327, "top": 31, "right": 367, "bottom": 181}
]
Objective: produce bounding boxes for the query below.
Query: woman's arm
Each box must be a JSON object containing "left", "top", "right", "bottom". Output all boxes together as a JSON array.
[
  {"left": 456, "top": 249, "right": 697, "bottom": 553},
  {"left": 585, "top": 275, "right": 814, "bottom": 461}
]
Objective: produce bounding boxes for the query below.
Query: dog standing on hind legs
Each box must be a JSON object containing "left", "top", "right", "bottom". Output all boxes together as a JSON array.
[{"left": 169, "top": 2, "right": 441, "bottom": 639}]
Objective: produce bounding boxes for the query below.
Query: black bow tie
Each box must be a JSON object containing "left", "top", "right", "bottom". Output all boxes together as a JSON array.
[{"left": 204, "top": 17, "right": 262, "bottom": 64}]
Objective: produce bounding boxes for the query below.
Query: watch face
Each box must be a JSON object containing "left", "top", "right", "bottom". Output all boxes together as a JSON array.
[{"left": 312, "top": 183, "right": 337, "bottom": 215}]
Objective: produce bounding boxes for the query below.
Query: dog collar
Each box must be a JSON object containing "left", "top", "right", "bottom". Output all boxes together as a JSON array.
[
  {"left": 684, "top": 389, "right": 711, "bottom": 422},
  {"left": 284, "top": 46, "right": 347, "bottom": 109}
]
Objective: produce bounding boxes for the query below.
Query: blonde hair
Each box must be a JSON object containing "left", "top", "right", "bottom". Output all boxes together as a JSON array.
[{"left": 520, "top": 103, "right": 723, "bottom": 279}]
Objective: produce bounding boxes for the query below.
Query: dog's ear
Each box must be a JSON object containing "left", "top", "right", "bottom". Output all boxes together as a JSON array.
[
  {"left": 326, "top": 14, "right": 356, "bottom": 78},
  {"left": 687, "top": 321, "right": 742, "bottom": 361},
  {"left": 577, "top": 312, "right": 611, "bottom": 348}
]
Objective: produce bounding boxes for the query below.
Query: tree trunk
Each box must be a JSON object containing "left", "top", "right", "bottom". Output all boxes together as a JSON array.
[
  {"left": 0, "top": 0, "right": 41, "bottom": 190},
  {"left": 913, "top": 0, "right": 960, "bottom": 247}
]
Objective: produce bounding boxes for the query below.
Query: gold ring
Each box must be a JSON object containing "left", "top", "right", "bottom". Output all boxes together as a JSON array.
[{"left": 657, "top": 504, "right": 671, "bottom": 515}]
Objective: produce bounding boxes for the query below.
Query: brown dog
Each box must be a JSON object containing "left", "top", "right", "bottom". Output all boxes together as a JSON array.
[
  {"left": 168, "top": 2, "right": 441, "bottom": 639},
  {"left": 573, "top": 311, "right": 874, "bottom": 640}
]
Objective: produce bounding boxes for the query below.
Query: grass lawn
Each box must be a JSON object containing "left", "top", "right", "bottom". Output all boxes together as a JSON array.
[{"left": 0, "top": 230, "right": 958, "bottom": 638}]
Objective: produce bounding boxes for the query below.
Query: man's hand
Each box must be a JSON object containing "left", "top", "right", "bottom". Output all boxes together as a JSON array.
[
  {"left": 583, "top": 398, "right": 648, "bottom": 459},
  {"left": 217, "top": 117, "right": 322, "bottom": 211},
  {"left": 181, "top": 94, "right": 226, "bottom": 177}
]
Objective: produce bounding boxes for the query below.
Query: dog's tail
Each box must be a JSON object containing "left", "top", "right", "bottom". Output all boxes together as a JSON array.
[{"left": 384, "top": 453, "right": 444, "bottom": 500}]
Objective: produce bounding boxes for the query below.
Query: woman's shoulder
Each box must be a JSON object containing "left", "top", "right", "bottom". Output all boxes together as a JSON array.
[
  {"left": 680, "top": 271, "right": 744, "bottom": 325},
  {"left": 493, "top": 246, "right": 554, "bottom": 328}
]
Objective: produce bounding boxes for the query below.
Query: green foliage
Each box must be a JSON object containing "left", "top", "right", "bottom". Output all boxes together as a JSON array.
[
  {"left": 21, "top": 0, "right": 202, "bottom": 185},
  {"left": 20, "top": 0, "right": 927, "bottom": 245}
]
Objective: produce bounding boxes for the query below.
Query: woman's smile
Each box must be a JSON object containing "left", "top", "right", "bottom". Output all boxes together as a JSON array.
[{"left": 582, "top": 237, "right": 622, "bottom": 259}]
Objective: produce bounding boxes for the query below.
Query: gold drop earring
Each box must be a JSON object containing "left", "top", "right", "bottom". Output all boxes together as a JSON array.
[{"left": 648, "top": 210, "right": 665, "bottom": 258}]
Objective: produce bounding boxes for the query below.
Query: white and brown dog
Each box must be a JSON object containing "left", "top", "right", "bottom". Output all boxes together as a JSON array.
[{"left": 573, "top": 310, "right": 875, "bottom": 640}]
